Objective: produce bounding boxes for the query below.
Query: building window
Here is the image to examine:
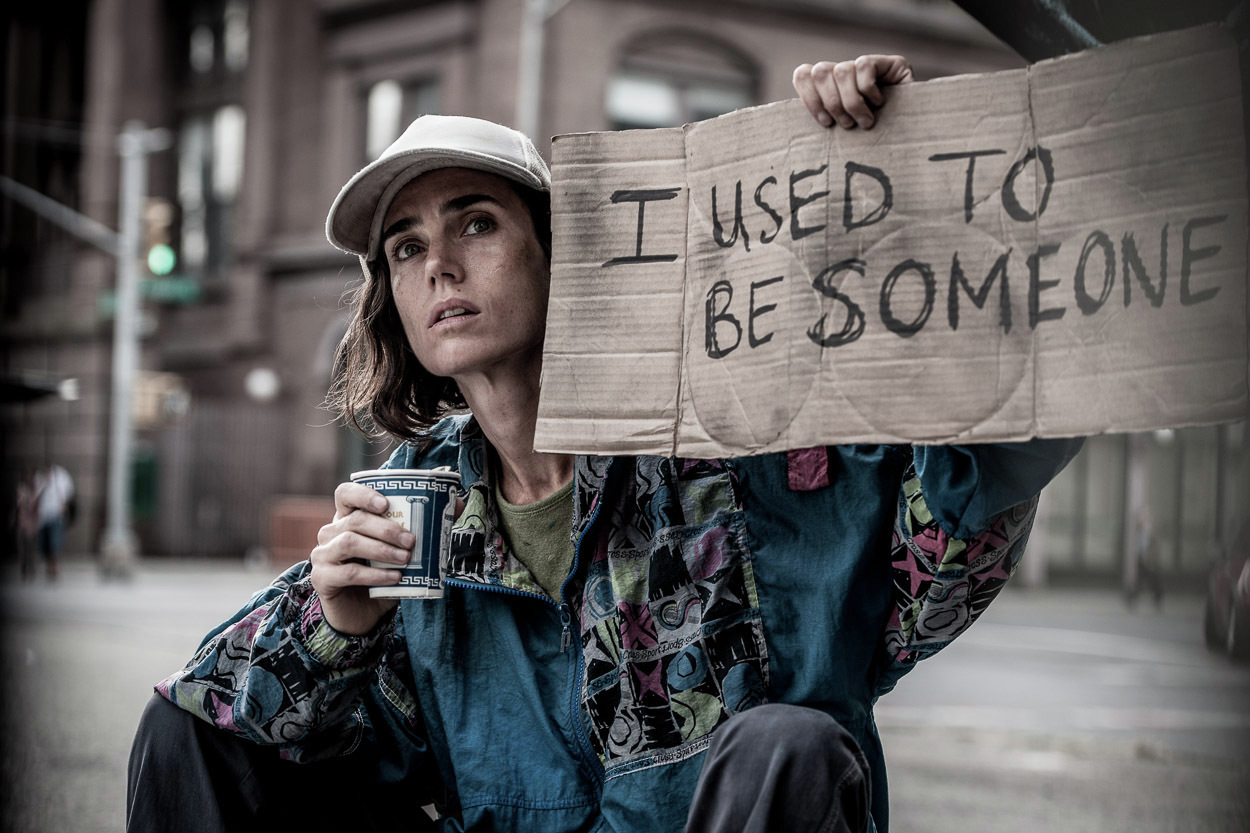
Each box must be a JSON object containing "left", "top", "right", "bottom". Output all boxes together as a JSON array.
[
  {"left": 173, "top": 0, "right": 248, "bottom": 281},
  {"left": 189, "top": 24, "right": 215, "bottom": 74},
  {"left": 186, "top": 0, "right": 249, "bottom": 78},
  {"left": 364, "top": 78, "right": 441, "bottom": 162},
  {"left": 211, "top": 104, "right": 246, "bottom": 201},
  {"left": 607, "top": 32, "right": 756, "bottom": 130},
  {"left": 222, "top": 0, "right": 249, "bottom": 72},
  {"left": 177, "top": 104, "right": 245, "bottom": 278}
]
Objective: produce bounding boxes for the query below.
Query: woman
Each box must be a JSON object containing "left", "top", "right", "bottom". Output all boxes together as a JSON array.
[{"left": 129, "top": 56, "right": 1081, "bottom": 833}]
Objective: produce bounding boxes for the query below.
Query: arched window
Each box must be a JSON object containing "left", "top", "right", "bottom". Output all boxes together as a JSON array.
[{"left": 606, "top": 31, "right": 757, "bottom": 130}]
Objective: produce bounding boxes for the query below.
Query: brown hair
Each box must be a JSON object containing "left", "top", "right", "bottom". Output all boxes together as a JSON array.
[{"left": 327, "top": 182, "right": 550, "bottom": 442}]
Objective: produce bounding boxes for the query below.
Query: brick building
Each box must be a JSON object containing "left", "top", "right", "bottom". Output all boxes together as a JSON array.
[{"left": 3, "top": 0, "right": 1245, "bottom": 581}]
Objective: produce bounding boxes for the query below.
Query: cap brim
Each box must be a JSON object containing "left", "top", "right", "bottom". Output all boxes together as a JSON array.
[{"left": 326, "top": 148, "right": 548, "bottom": 259}]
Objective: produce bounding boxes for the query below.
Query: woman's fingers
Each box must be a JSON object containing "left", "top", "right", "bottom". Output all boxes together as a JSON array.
[
  {"left": 854, "top": 56, "right": 886, "bottom": 108},
  {"left": 793, "top": 54, "right": 914, "bottom": 129},
  {"left": 315, "top": 483, "right": 417, "bottom": 593},
  {"left": 833, "top": 60, "right": 872, "bottom": 128},
  {"left": 309, "top": 482, "right": 416, "bottom": 635},
  {"left": 855, "top": 54, "right": 914, "bottom": 95},
  {"left": 793, "top": 62, "right": 833, "bottom": 126},
  {"left": 314, "top": 525, "right": 412, "bottom": 566},
  {"left": 332, "top": 507, "right": 414, "bottom": 547},
  {"left": 311, "top": 554, "right": 404, "bottom": 591},
  {"left": 333, "top": 480, "right": 388, "bottom": 522}
]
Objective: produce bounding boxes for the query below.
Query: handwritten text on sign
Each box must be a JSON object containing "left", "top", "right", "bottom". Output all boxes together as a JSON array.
[{"left": 535, "top": 27, "right": 1249, "bottom": 458}]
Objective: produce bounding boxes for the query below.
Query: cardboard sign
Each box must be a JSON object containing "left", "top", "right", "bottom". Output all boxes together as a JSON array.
[{"left": 536, "top": 26, "right": 1249, "bottom": 458}]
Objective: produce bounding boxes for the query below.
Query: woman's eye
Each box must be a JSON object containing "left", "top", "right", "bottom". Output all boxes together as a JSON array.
[
  {"left": 394, "top": 241, "right": 422, "bottom": 261},
  {"left": 465, "top": 216, "right": 494, "bottom": 235}
]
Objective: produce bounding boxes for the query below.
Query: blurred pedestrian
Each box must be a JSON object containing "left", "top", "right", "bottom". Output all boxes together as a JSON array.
[
  {"left": 1127, "top": 507, "right": 1163, "bottom": 610},
  {"left": 13, "top": 466, "right": 41, "bottom": 580},
  {"left": 34, "top": 462, "right": 74, "bottom": 581}
]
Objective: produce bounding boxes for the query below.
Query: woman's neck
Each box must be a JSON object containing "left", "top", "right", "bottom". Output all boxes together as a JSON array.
[{"left": 457, "top": 358, "right": 574, "bottom": 505}]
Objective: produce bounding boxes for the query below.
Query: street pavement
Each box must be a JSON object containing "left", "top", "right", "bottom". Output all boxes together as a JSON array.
[
  {"left": 1, "top": 558, "right": 1247, "bottom": 832},
  {"left": 1, "top": 558, "right": 268, "bottom": 833},
  {"left": 877, "top": 589, "right": 1250, "bottom": 832}
]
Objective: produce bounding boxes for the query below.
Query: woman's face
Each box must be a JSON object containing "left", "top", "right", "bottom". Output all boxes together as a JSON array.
[{"left": 379, "top": 168, "right": 551, "bottom": 384}]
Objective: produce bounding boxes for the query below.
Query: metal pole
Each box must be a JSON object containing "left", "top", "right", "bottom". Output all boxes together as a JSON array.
[
  {"left": 950, "top": 0, "right": 1100, "bottom": 62},
  {"left": 1070, "top": 448, "right": 1088, "bottom": 568},
  {"left": 516, "top": 0, "right": 575, "bottom": 138},
  {"left": 0, "top": 176, "right": 120, "bottom": 256},
  {"left": 1213, "top": 424, "right": 1227, "bottom": 547},
  {"left": 1172, "top": 433, "right": 1185, "bottom": 570},
  {"left": 516, "top": 0, "right": 548, "bottom": 139},
  {"left": 1121, "top": 433, "right": 1148, "bottom": 593},
  {"left": 101, "top": 120, "right": 169, "bottom": 577}
]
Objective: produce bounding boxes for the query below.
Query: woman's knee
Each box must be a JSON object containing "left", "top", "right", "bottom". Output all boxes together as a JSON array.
[
  {"left": 714, "top": 703, "right": 871, "bottom": 807},
  {"left": 132, "top": 693, "right": 201, "bottom": 759},
  {"left": 691, "top": 705, "right": 871, "bottom": 833}
]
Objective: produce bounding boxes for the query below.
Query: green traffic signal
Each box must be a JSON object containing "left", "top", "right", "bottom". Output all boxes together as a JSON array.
[{"left": 147, "top": 243, "right": 176, "bottom": 276}]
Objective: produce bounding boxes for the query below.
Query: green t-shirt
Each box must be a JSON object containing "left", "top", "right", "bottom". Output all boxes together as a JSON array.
[{"left": 494, "top": 478, "right": 575, "bottom": 601}]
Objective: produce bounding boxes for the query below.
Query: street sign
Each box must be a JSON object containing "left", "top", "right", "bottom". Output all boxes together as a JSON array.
[{"left": 97, "top": 275, "right": 202, "bottom": 317}]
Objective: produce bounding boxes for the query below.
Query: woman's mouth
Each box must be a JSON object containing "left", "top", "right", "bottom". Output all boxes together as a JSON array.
[{"left": 429, "top": 300, "right": 480, "bottom": 327}]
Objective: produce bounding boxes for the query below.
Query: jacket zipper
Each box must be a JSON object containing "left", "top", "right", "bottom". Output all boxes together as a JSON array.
[
  {"left": 444, "top": 577, "right": 547, "bottom": 604},
  {"left": 443, "top": 577, "right": 604, "bottom": 789},
  {"left": 442, "top": 465, "right": 611, "bottom": 787},
  {"left": 442, "top": 460, "right": 612, "bottom": 785},
  {"left": 442, "top": 579, "right": 576, "bottom": 652}
]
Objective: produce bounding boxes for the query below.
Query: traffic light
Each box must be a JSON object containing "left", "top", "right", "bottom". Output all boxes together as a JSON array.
[{"left": 143, "top": 198, "right": 176, "bottom": 276}]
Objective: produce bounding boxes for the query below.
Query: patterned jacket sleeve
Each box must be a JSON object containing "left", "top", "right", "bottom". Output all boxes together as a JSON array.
[
  {"left": 155, "top": 561, "right": 402, "bottom": 759},
  {"left": 873, "top": 438, "right": 1081, "bottom": 696}
]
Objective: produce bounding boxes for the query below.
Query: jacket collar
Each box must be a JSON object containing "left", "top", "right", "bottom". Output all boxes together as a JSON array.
[
  {"left": 450, "top": 413, "right": 611, "bottom": 517},
  {"left": 444, "top": 415, "right": 613, "bottom": 597}
]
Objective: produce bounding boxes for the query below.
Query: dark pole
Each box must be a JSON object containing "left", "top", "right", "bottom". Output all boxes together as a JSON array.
[
  {"left": 1213, "top": 425, "right": 1227, "bottom": 547},
  {"left": 1071, "top": 448, "right": 1088, "bottom": 568},
  {"left": 951, "top": 0, "right": 1099, "bottom": 61},
  {"left": 1172, "top": 434, "right": 1186, "bottom": 570},
  {"left": 952, "top": 0, "right": 1244, "bottom": 61}
]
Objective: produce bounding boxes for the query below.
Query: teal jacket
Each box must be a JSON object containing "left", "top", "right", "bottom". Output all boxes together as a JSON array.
[{"left": 159, "top": 414, "right": 1081, "bottom": 832}]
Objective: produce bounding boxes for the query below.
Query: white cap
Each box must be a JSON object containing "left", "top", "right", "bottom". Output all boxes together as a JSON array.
[{"left": 326, "top": 114, "right": 551, "bottom": 259}]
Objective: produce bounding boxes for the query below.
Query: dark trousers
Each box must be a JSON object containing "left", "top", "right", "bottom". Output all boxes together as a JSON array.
[
  {"left": 129, "top": 695, "right": 868, "bottom": 832},
  {"left": 684, "top": 703, "right": 870, "bottom": 833},
  {"left": 127, "top": 695, "right": 430, "bottom": 833}
]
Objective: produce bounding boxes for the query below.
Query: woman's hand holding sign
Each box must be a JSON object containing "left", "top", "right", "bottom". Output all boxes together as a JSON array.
[{"left": 792, "top": 54, "right": 914, "bottom": 129}]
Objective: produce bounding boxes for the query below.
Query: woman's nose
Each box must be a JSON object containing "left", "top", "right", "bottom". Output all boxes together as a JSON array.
[{"left": 424, "top": 239, "right": 463, "bottom": 284}]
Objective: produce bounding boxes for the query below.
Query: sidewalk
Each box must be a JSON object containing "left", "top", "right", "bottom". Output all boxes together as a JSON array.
[
  {"left": 879, "top": 583, "right": 1250, "bottom": 833},
  {"left": 0, "top": 556, "right": 271, "bottom": 833},
  {"left": 1, "top": 558, "right": 1244, "bottom": 833}
]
